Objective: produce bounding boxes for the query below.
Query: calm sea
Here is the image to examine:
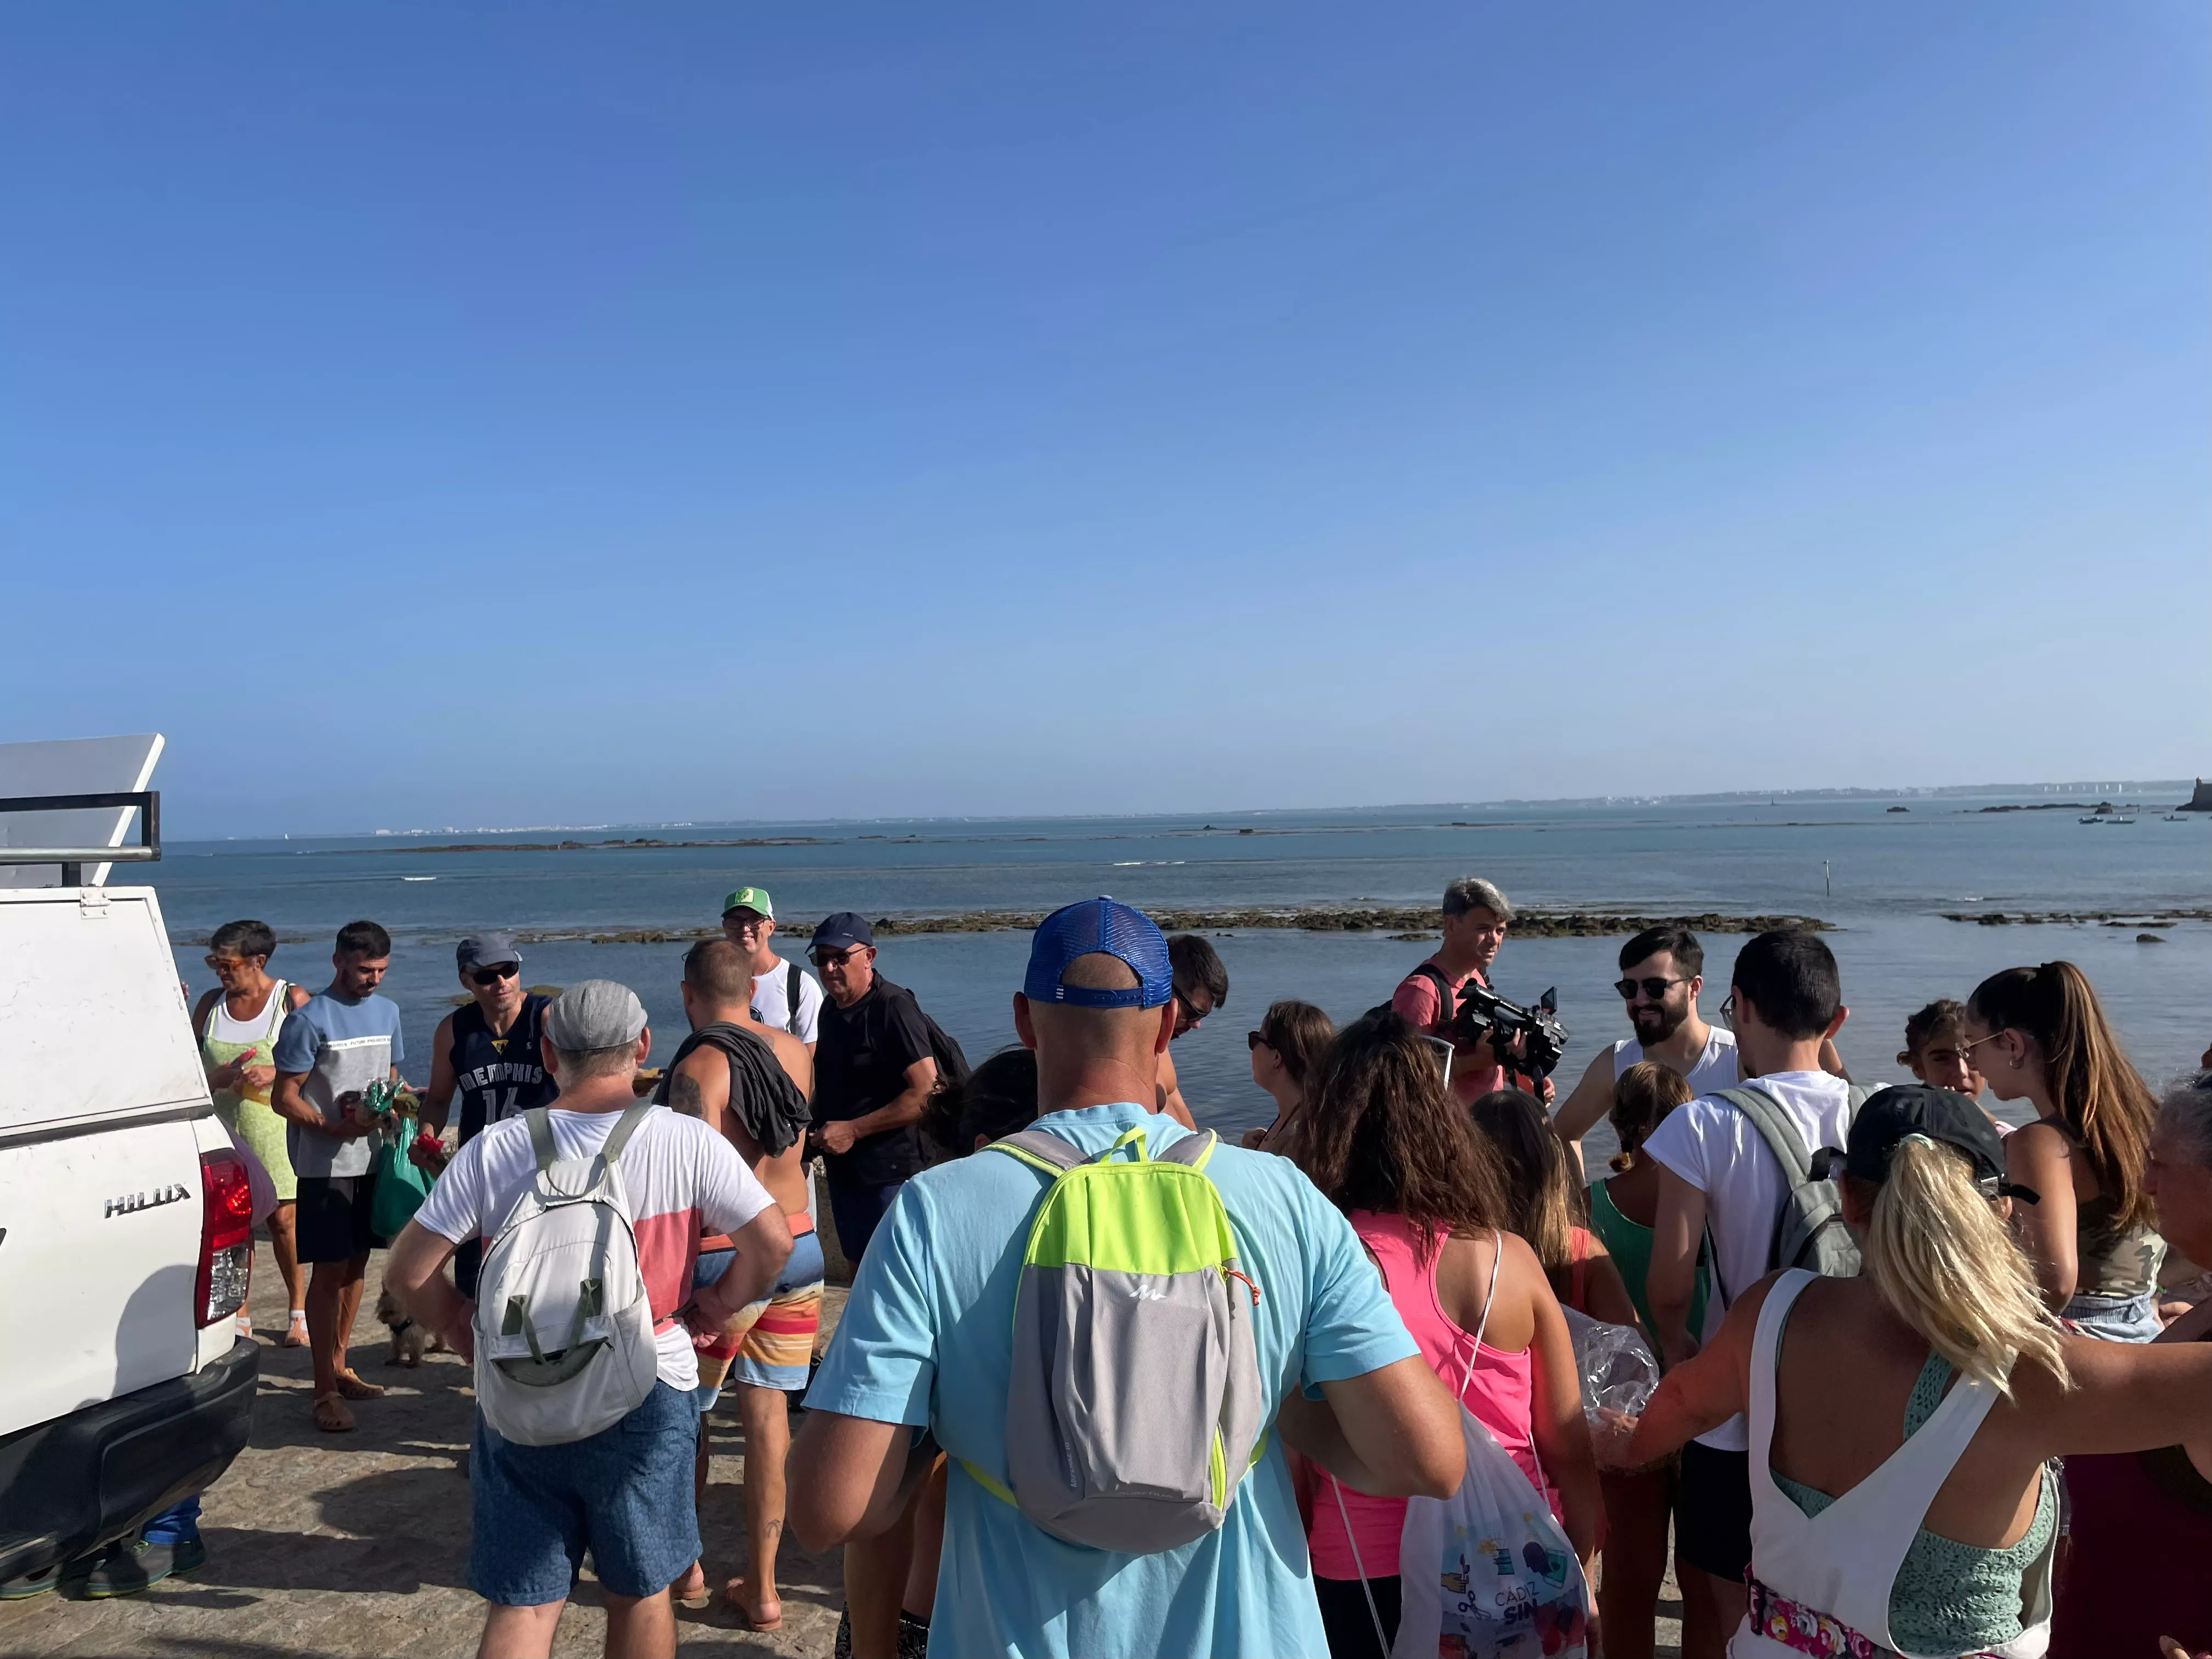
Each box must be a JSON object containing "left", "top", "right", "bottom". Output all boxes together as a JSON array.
[{"left": 149, "top": 794, "right": 2211, "bottom": 1159}]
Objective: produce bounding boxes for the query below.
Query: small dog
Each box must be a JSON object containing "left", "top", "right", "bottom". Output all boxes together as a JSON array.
[{"left": 374, "top": 1287, "right": 447, "bottom": 1367}]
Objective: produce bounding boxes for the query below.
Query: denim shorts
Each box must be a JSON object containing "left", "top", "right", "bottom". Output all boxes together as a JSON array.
[
  {"left": 2061, "top": 1289, "right": 2162, "bottom": 1343},
  {"left": 469, "top": 1380, "right": 700, "bottom": 1604}
]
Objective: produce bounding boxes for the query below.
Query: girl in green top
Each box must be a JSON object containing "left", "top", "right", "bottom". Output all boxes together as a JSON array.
[{"left": 1583, "top": 1059, "right": 1710, "bottom": 1659}]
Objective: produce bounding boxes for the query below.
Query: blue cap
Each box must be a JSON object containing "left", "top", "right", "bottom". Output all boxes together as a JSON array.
[
  {"left": 1023, "top": 897, "right": 1173, "bottom": 1009},
  {"left": 811, "top": 911, "right": 874, "bottom": 951}
]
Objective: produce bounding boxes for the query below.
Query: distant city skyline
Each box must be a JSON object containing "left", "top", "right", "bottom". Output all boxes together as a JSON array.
[{"left": 4, "top": 6, "right": 2205, "bottom": 839}]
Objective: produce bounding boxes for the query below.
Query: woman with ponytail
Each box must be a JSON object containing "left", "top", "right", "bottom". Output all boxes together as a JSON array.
[
  {"left": 1625, "top": 1085, "right": 2212, "bottom": 1658},
  {"left": 1967, "top": 961, "right": 2165, "bottom": 1340}
]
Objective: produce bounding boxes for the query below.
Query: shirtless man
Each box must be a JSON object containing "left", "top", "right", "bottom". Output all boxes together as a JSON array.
[
  {"left": 658, "top": 939, "right": 817, "bottom": 1630},
  {"left": 1152, "top": 933, "right": 1222, "bottom": 1129}
]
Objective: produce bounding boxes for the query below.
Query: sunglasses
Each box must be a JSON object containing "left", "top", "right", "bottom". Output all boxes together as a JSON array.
[
  {"left": 1175, "top": 991, "right": 1212, "bottom": 1028},
  {"left": 810, "top": 946, "right": 867, "bottom": 968},
  {"left": 1246, "top": 1030, "right": 1271, "bottom": 1052},
  {"left": 1615, "top": 975, "right": 1690, "bottom": 1001},
  {"left": 469, "top": 963, "right": 520, "bottom": 987}
]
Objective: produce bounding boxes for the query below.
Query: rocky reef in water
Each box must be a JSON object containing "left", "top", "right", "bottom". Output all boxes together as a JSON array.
[{"left": 507, "top": 907, "right": 1833, "bottom": 946}]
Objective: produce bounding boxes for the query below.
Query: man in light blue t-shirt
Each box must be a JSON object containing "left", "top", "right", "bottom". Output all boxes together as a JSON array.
[
  {"left": 270, "top": 919, "right": 405, "bottom": 1434},
  {"left": 791, "top": 898, "right": 1463, "bottom": 1659}
]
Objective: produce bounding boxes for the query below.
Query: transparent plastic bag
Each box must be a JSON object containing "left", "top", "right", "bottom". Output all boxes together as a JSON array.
[{"left": 1561, "top": 1306, "right": 1658, "bottom": 1470}]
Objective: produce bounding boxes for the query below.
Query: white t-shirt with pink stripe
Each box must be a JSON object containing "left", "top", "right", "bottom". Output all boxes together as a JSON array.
[{"left": 416, "top": 1104, "right": 774, "bottom": 1390}]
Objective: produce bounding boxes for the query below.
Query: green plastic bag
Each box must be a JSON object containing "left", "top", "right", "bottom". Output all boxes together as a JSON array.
[{"left": 371, "top": 1135, "right": 433, "bottom": 1240}]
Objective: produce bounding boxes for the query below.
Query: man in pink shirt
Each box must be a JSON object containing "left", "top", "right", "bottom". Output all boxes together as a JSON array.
[{"left": 1390, "top": 876, "right": 1537, "bottom": 1103}]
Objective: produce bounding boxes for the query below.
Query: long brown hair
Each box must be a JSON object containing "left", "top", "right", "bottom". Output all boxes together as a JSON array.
[
  {"left": 1256, "top": 998, "right": 1336, "bottom": 1091},
  {"left": 1970, "top": 961, "right": 2158, "bottom": 1227},
  {"left": 1282, "top": 1010, "right": 1506, "bottom": 1265},
  {"left": 1468, "top": 1088, "right": 1579, "bottom": 1299}
]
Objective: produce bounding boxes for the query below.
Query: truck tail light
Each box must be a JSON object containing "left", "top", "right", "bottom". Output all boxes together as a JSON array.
[{"left": 196, "top": 1150, "right": 254, "bottom": 1328}]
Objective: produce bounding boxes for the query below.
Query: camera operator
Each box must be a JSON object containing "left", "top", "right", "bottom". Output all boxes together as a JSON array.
[{"left": 1391, "top": 876, "right": 1550, "bottom": 1104}]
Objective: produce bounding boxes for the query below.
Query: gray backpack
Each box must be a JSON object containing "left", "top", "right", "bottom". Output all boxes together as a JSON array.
[
  {"left": 960, "top": 1124, "right": 1266, "bottom": 1553},
  {"left": 1708, "top": 1082, "right": 1871, "bottom": 1303}
]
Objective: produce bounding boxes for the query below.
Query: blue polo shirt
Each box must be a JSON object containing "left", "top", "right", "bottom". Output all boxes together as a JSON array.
[{"left": 806, "top": 1102, "right": 1417, "bottom": 1658}]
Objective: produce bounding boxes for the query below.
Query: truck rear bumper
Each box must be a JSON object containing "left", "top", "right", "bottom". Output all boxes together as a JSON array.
[{"left": 0, "top": 1338, "right": 259, "bottom": 1583}]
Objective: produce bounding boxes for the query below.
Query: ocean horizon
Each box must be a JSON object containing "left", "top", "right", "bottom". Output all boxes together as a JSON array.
[{"left": 145, "top": 786, "right": 2212, "bottom": 1161}]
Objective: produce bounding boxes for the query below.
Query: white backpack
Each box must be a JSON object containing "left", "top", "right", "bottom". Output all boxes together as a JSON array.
[{"left": 471, "top": 1105, "right": 660, "bottom": 1446}]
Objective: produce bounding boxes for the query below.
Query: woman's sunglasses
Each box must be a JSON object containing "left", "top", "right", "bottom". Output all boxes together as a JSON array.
[
  {"left": 1246, "top": 1030, "right": 1271, "bottom": 1052},
  {"left": 1615, "top": 975, "right": 1689, "bottom": 1001}
]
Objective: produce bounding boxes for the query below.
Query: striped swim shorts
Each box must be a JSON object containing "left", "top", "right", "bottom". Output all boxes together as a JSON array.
[{"left": 696, "top": 1228, "right": 825, "bottom": 1406}]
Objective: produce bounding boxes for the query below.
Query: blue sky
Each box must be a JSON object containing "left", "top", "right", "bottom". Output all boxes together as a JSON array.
[{"left": 4, "top": 5, "right": 2205, "bottom": 836}]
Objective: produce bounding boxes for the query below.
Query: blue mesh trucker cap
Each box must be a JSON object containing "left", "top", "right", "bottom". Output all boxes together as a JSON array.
[{"left": 1023, "top": 897, "right": 1173, "bottom": 1009}]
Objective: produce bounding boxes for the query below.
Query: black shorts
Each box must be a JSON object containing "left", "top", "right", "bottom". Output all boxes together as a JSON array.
[
  {"left": 1676, "top": 1440, "right": 1753, "bottom": 1582},
  {"left": 295, "top": 1173, "right": 387, "bottom": 1264}
]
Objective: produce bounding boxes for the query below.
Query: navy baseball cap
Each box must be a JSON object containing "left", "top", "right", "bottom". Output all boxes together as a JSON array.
[
  {"left": 811, "top": 912, "right": 874, "bottom": 951},
  {"left": 1024, "top": 897, "right": 1173, "bottom": 1009}
]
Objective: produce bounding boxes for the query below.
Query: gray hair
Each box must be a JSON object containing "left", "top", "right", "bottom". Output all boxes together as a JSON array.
[
  {"left": 549, "top": 1042, "right": 639, "bottom": 1081},
  {"left": 1443, "top": 876, "right": 1514, "bottom": 922},
  {"left": 2158, "top": 1075, "right": 2212, "bottom": 1167}
]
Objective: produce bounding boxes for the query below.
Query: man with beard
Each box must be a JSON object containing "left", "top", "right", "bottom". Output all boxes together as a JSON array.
[{"left": 1551, "top": 926, "right": 1737, "bottom": 1173}]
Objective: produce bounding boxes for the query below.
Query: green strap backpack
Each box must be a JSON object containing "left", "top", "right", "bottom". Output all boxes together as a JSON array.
[{"left": 963, "top": 1123, "right": 1267, "bottom": 1553}]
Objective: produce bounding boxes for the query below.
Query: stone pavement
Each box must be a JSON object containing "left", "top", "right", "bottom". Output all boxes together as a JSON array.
[{"left": 0, "top": 1244, "right": 844, "bottom": 1658}]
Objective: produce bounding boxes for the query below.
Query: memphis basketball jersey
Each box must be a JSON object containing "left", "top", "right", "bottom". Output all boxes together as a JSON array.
[{"left": 450, "top": 992, "right": 560, "bottom": 1144}]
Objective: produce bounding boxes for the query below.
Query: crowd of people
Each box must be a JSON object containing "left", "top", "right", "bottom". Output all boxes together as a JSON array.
[{"left": 132, "top": 877, "right": 2212, "bottom": 1657}]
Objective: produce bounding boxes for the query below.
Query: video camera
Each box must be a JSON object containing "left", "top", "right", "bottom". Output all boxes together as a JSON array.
[{"left": 1448, "top": 982, "right": 1570, "bottom": 1080}]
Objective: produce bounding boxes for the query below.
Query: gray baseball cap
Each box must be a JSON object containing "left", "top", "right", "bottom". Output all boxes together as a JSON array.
[
  {"left": 544, "top": 980, "right": 648, "bottom": 1051},
  {"left": 456, "top": 931, "right": 523, "bottom": 971}
]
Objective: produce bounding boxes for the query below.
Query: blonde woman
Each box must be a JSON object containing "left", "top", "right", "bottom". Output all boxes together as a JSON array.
[{"left": 1627, "top": 1086, "right": 2212, "bottom": 1658}]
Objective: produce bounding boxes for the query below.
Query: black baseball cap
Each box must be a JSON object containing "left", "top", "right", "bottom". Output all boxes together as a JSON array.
[
  {"left": 811, "top": 912, "right": 874, "bottom": 952},
  {"left": 1826, "top": 1084, "right": 2030, "bottom": 1202}
]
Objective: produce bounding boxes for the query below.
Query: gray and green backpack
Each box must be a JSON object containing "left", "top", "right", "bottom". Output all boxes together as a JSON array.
[{"left": 962, "top": 1122, "right": 1267, "bottom": 1553}]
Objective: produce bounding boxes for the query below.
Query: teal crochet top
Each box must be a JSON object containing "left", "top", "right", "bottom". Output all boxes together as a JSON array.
[{"left": 1774, "top": 1346, "right": 2056, "bottom": 1654}]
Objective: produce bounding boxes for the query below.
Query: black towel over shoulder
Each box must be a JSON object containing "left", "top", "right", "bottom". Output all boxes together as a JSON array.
[{"left": 652, "top": 1021, "right": 812, "bottom": 1158}]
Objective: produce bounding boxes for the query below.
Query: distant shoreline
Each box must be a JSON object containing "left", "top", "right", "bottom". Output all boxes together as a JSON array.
[{"left": 171, "top": 906, "right": 1833, "bottom": 948}]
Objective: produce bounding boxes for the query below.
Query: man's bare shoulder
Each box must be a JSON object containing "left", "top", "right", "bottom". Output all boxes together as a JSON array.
[{"left": 759, "top": 1023, "right": 812, "bottom": 1093}]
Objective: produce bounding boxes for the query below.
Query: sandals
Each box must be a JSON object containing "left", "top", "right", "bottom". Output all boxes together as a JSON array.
[
  {"left": 312, "top": 1392, "right": 356, "bottom": 1433},
  {"left": 281, "top": 1310, "right": 309, "bottom": 1348},
  {"left": 333, "top": 1370, "right": 385, "bottom": 1401}
]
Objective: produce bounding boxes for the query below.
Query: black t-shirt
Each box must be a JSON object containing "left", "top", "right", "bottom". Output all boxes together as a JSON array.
[{"left": 812, "top": 975, "right": 933, "bottom": 1186}]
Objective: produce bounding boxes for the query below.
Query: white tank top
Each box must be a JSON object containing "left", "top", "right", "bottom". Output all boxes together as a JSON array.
[
  {"left": 1611, "top": 1023, "right": 1737, "bottom": 1094},
  {"left": 208, "top": 979, "right": 292, "bottom": 1044},
  {"left": 1733, "top": 1270, "right": 2055, "bottom": 1658}
]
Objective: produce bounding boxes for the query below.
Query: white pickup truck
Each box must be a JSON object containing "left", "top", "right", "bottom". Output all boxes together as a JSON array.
[{"left": 0, "top": 774, "right": 258, "bottom": 1591}]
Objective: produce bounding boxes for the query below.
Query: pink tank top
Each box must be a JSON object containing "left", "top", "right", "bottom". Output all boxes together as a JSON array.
[{"left": 1306, "top": 1211, "right": 1548, "bottom": 1581}]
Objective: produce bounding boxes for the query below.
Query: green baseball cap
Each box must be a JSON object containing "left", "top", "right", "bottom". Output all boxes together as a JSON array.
[{"left": 720, "top": 886, "right": 774, "bottom": 919}]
